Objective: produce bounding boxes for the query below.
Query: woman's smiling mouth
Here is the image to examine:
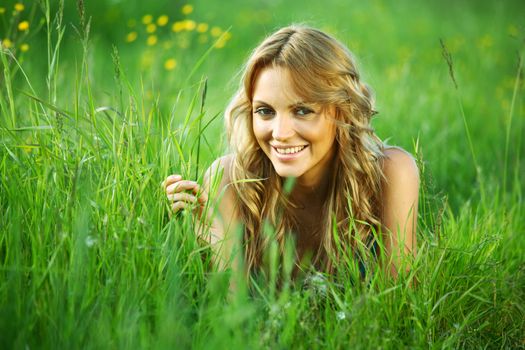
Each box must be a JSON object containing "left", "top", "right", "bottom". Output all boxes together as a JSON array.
[{"left": 272, "top": 145, "right": 308, "bottom": 158}]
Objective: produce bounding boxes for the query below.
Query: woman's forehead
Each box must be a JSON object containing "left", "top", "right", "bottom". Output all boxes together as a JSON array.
[
  {"left": 253, "top": 66, "right": 324, "bottom": 105},
  {"left": 252, "top": 66, "right": 301, "bottom": 102},
  {"left": 251, "top": 67, "right": 332, "bottom": 114}
]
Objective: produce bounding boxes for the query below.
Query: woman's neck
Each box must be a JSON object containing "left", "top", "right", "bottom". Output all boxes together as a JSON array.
[
  {"left": 289, "top": 153, "right": 336, "bottom": 207},
  {"left": 289, "top": 174, "right": 331, "bottom": 208}
]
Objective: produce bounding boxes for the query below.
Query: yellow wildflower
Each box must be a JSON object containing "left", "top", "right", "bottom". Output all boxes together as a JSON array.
[
  {"left": 172, "top": 21, "right": 185, "bottom": 32},
  {"left": 184, "top": 20, "right": 196, "bottom": 31},
  {"left": 126, "top": 31, "right": 137, "bottom": 42},
  {"left": 146, "top": 23, "right": 156, "bottom": 33},
  {"left": 14, "top": 3, "right": 24, "bottom": 12},
  {"left": 214, "top": 32, "right": 231, "bottom": 49},
  {"left": 1, "top": 38, "right": 12, "bottom": 48},
  {"left": 18, "top": 20, "right": 29, "bottom": 31},
  {"left": 0, "top": 7, "right": 5, "bottom": 14},
  {"left": 157, "top": 15, "right": 169, "bottom": 26},
  {"left": 20, "top": 43, "right": 29, "bottom": 52},
  {"left": 477, "top": 34, "right": 493, "bottom": 49},
  {"left": 197, "top": 23, "right": 208, "bottom": 33},
  {"left": 214, "top": 39, "right": 226, "bottom": 49},
  {"left": 164, "top": 58, "right": 177, "bottom": 70},
  {"left": 181, "top": 4, "right": 193, "bottom": 15},
  {"left": 142, "top": 14, "right": 153, "bottom": 24},
  {"left": 147, "top": 35, "right": 157, "bottom": 46},
  {"left": 210, "top": 26, "right": 222, "bottom": 37}
]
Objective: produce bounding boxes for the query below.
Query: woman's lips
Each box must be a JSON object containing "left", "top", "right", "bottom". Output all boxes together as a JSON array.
[{"left": 271, "top": 145, "right": 308, "bottom": 161}]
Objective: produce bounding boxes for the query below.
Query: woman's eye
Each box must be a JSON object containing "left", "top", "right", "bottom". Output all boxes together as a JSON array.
[
  {"left": 295, "top": 107, "right": 313, "bottom": 116},
  {"left": 254, "top": 107, "right": 274, "bottom": 116}
]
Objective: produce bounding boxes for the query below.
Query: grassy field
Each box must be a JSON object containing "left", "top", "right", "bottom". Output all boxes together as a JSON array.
[{"left": 1, "top": 0, "right": 524, "bottom": 348}]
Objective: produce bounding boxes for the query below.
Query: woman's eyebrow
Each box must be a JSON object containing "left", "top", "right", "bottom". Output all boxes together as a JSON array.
[
  {"left": 253, "top": 100, "right": 310, "bottom": 108},
  {"left": 289, "top": 102, "right": 317, "bottom": 113},
  {"left": 289, "top": 101, "right": 311, "bottom": 108},
  {"left": 252, "top": 100, "right": 271, "bottom": 106}
]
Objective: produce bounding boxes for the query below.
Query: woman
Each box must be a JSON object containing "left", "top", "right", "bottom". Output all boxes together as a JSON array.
[{"left": 164, "top": 25, "right": 419, "bottom": 281}]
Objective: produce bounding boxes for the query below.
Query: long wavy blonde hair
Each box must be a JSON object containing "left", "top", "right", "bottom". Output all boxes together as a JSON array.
[{"left": 225, "top": 24, "right": 385, "bottom": 276}]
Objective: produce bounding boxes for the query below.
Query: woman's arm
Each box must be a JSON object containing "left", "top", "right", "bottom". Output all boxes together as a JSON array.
[
  {"left": 381, "top": 147, "right": 420, "bottom": 279},
  {"left": 164, "top": 155, "right": 240, "bottom": 270},
  {"left": 200, "top": 155, "right": 241, "bottom": 271}
]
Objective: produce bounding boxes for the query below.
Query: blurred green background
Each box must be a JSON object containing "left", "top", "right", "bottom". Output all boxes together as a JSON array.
[{"left": 2, "top": 0, "right": 523, "bottom": 209}]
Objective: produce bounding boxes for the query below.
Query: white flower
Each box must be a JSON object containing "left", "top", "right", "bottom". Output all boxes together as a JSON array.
[
  {"left": 303, "top": 271, "right": 328, "bottom": 296},
  {"left": 85, "top": 235, "right": 98, "bottom": 247}
]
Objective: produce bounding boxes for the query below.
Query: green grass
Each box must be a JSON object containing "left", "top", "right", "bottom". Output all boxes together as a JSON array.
[{"left": 1, "top": 0, "right": 524, "bottom": 348}]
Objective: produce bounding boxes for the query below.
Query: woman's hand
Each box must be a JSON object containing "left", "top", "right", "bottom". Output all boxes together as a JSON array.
[
  {"left": 163, "top": 173, "right": 222, "bottom": 247},
  {"left": 163, "top": 157, "right": 240, "bottom": 278},
  {"left": 163, "top": 174, "right": 209, "bottom": 219}
]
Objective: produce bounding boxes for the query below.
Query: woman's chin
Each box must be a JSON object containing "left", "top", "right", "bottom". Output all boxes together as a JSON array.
[{"left": 273, "top": 166, "right": 302, "bottom": 179}]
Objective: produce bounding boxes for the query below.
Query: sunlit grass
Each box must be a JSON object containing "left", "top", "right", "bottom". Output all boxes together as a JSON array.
[{"left": 0, "top": 0, "right": 524, "bottom": 348}]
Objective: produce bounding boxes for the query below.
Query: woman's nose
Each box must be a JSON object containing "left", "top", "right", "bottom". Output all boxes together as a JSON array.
[{"left": 272, "top": 114, "right": 295, "bottom": 140}]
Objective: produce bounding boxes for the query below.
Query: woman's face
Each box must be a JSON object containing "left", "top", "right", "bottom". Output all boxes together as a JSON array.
[{"left": 252, "top": 66, "right": 337, "bottom": 187}]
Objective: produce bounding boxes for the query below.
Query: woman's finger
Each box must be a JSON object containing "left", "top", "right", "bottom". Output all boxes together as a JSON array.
[
  {"left": 171, "top": 201, "right": 189, "bottom": 213},
  {"left": 196, "top": 187, "right": 208, "bottom": 204},
  {"left": 162, "top": 174, "right": 182, "bottom": 188},
  {"left": 167, "top": 192, "right": 198, "bottom": 203},
  {"left": 166, "top": 180, "right": 199, "bottom": 194}
]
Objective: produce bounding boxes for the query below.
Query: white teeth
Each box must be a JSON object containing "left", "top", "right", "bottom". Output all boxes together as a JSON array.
[{"left": 275, "top": 146, "right": 306, "bottom": 155}]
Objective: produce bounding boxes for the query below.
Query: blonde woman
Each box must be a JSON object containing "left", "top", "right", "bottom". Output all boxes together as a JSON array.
[{"left": 164, "top": 25, "right": 419, "bottom": 282}]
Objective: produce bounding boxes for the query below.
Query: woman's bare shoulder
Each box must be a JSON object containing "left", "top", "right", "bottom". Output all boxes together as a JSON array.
[
  {"left": 382, "top": 146, "right": 419, "bottom": 186},
  {"left": 203, "top": 154, "right": 238, "bottom": 205},
  {"left": 204, "top": 154, "right": 234, "bottom": 186},
  {"left": 204, "top": 154, "right": 240, "bottom": 233}
]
